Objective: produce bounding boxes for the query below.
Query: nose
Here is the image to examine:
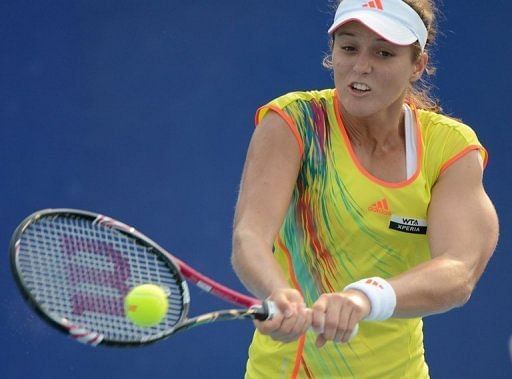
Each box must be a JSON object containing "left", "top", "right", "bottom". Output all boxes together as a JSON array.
[{"left": 353, "top": 53, "right": 372, "bottom": 75}]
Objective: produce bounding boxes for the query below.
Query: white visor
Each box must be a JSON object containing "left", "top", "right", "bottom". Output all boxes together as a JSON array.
[{"left": 328, "top": 0, "right": 428, "bottom": 51}]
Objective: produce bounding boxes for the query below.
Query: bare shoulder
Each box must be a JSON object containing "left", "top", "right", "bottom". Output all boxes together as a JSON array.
[
  {"left": 434, "top": 149, "right": 484, "bottom": 188},
  {"left": 428, "top": 149, "right": 498, "bottom": 261},
  {"left": 248, "top": 110, "right": 302, "bottom": 162}
]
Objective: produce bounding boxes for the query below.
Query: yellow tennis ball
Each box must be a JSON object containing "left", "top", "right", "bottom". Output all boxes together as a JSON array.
[{"left": 124, "top": 284, "right": 169, "bottom": 327}]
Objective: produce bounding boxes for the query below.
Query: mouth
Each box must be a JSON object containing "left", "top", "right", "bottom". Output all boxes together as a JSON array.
[{"left": 349, "top": 82, "right": 371, "bottom": 94}]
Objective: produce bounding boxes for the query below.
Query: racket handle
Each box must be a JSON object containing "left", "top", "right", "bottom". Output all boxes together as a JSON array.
[{"left": 252, "top": 300, "right": 278, "bottom": 321}]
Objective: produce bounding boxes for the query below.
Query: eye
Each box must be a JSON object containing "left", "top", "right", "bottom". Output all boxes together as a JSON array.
[
  {"left": 340, "top": 45, "right": 356, "bottom": 53},
  {"left": 377, "top": 50, "right": 394, "bottom": 58}
]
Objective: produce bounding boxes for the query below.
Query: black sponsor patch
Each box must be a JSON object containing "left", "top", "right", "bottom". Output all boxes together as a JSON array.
[{"left": 389, "top": 215, "right": 427, "bottom": 235}]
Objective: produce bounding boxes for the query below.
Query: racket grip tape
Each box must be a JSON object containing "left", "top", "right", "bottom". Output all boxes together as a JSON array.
[{"left": 252, "top": 300, "right": 278, "bottom": 321}]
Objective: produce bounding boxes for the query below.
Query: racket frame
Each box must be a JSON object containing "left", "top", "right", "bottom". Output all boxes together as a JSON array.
[{"left": 10, "top": 208, "right": 267, "bottom": 347}]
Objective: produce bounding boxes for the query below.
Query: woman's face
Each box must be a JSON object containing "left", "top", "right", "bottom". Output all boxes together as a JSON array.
[{"left": 332, "top": 21, "right": 426, "bottom": 119}]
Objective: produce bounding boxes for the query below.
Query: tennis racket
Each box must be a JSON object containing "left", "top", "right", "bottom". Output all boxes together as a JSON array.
[{"left": 10, "top": 208, "right": 276, "bottom": 347}]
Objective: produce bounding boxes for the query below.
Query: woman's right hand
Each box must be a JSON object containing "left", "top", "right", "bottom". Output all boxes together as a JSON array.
[{"left": 254, "top": 288, "right": 312, "bottom": 343}]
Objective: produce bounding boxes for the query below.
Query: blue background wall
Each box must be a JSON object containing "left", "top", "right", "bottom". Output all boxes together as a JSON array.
[{"left": 1, "top": 1, "right": 510, "bottom": 378}]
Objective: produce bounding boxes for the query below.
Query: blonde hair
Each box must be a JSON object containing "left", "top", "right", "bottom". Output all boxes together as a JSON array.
[{"left": 324, "top": 0, "right": 441, "bottom": 112}]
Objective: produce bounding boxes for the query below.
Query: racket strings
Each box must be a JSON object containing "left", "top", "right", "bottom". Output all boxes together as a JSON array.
[{"left": 15, "top": 215, "right": 186, "bottom": 343}]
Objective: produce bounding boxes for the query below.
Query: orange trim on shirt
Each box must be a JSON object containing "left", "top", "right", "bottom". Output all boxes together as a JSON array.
[
  {"left": 440, "top": 145, "right": 489, "bottom": 175},
  {"left": 333, "top": 90, "right": 423, "bottom": 188},
  {"left": 255, "top": 105, "right": 305, "bottom": 157},
  {"left": 291, "top": 336, "right": 307, "bottom": 379},
  {"left": 276, "top": 237, "right": 305, "bottom": 378}
]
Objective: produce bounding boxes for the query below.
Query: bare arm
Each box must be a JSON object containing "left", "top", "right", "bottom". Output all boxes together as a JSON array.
[
  {"left": 389, "top": 150, "right": 499, "bottom": 317},
  {"left": 231, "top": 111, "right": 300, "bottom": 298},
  {"left": 312, "top": 149, "right": 499, "bottom": 347},
  {"left": 231, "top": 111, "right": 311, "bottom": 342}
]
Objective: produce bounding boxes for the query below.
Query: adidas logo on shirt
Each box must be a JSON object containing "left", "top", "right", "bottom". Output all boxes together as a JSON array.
[{"left": 368, "top": 198, "right": 391, "bottom": 216}]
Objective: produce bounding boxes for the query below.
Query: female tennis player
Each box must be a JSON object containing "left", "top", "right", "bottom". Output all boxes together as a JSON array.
[{"left": 231, "top": 0, "right": 498, "bottom": 377}]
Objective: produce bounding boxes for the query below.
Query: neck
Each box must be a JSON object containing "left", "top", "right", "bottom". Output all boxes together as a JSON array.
[{"left": 340, "top": 101, "right": 406, "bottom": 152}]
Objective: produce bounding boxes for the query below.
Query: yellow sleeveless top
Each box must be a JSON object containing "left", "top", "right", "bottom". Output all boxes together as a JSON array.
[{"left": 245, "top": 89, "right": 487, "bottom": 378}]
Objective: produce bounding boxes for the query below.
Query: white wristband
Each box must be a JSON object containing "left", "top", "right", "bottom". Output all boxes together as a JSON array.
[{"left": 344, "top": 277, "right": 397, "bottom": 321}]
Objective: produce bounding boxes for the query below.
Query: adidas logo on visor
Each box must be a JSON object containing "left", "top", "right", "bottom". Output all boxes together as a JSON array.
[{"left": 363, "top": 0, "right": 384, "bottom": 10}]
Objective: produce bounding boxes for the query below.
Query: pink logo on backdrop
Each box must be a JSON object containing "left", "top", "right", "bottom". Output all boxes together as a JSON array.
[{"left": 62, "top": 236, "right": 131, "bottom": 316}]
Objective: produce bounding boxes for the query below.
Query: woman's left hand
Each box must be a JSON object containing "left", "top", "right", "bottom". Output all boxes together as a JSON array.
[{"left": 311, "top": 290, "right": 370, "bottom": 347}]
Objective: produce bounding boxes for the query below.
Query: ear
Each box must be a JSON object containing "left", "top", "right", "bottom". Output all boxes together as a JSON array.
[{"left": 411, "top": 52, "right": 428, "bottom": 82}]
